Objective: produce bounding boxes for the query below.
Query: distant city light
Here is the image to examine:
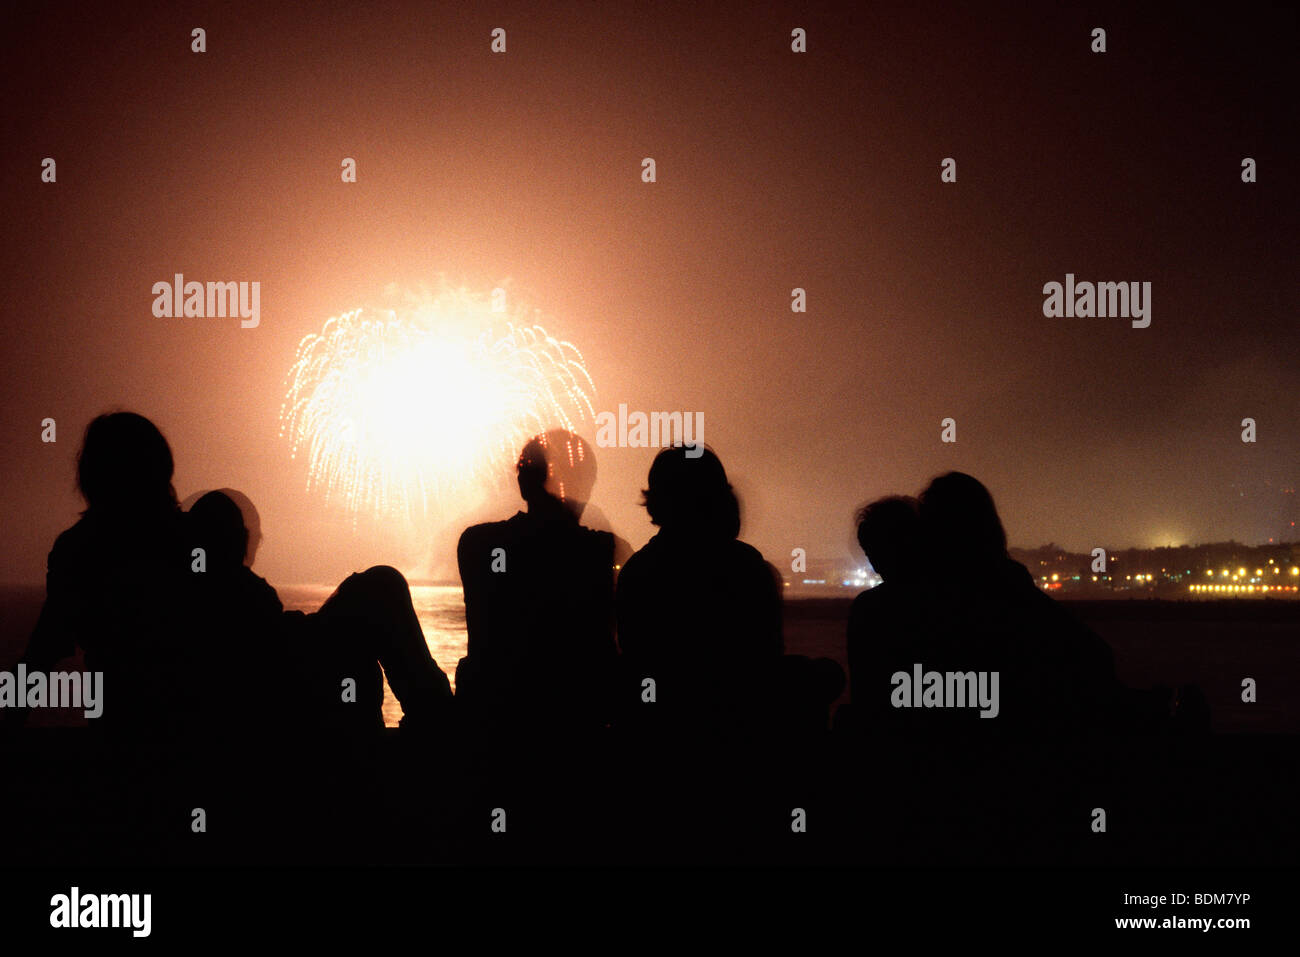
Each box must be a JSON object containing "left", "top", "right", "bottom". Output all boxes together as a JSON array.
[{"left": 1189, "top": 583, "right": 1300, "bottom": 595}]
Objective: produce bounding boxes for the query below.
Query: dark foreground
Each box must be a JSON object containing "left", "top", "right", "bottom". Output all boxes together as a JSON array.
[
  {"left": 1, "top": 594, "right": 1296, "bottom": 867},
  {"left": 2, "top": 722, "right": 1297, "bottom": 868}
]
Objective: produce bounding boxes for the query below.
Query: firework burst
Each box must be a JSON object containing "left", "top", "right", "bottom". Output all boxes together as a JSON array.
[{"left": 279, "top": 283, "right": 595, "bottom": 523}]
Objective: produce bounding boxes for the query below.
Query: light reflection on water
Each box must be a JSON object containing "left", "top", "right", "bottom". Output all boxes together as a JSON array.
[{"left": 278, "top": 583, "right": 467, "bottom": 728}]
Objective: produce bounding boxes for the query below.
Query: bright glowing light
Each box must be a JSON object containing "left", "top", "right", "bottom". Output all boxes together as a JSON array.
[{"left": 280, "top": 283, "right": 595, "bottom": 522}]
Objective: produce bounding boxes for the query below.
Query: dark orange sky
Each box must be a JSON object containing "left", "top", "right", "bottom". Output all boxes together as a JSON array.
[{"left": 2, "top": 0, "right": 1296, "bottom": 585}]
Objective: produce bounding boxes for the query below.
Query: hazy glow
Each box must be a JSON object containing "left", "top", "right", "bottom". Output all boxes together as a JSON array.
[{"left": 279, "top": 284, "right": 594, "bottom": 522}]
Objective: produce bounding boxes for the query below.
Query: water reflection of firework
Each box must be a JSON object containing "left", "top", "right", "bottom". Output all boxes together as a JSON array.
[{"left": 279, "top": 284, "right": 594, "bottom": 522}]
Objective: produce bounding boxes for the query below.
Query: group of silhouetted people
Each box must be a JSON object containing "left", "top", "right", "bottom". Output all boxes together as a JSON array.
[
  {"left": 456, "top": 429, "right": 846, "bottom": 740},
  {"left": 10, "top": 410, "right": 1201, "bottom": 758},
  {"left": 13, "top": 413, "right": 450, "bottom": 754},
  {"left": 845, "top": 479, "right": 1120, "bottom": 736},
  {"left": 845, "top": 477, "right": 1207, "bottom": 736}
]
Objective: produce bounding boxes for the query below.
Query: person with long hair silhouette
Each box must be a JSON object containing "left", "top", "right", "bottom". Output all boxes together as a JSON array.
[
  {"left": 17, "top": 412, "right": 193, "bottom": 736},
  {"left": 617, "top": 446, "right": 842, "bottom": 734}
]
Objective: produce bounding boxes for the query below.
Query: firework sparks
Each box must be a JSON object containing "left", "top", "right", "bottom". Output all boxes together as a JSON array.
[{"left": 279, "top": 284, "right": 595, "bottom": 523}]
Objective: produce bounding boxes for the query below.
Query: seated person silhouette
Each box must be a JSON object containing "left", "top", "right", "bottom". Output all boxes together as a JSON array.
[
  {"left": 616, "top": 446, "right": 842, "bottom": 735},
  {"left": 185, "top": 490, "right": 282, "bottom": 742},
  {"left": 456, "top": 430, "right": 618, "bottom": 734},
  {"left": 184, "top": 488, "right": 453, "bottom": 737},
  {"left": 16, "top": 412, "right": 193, "bottom": 741},
  {"left": 845, "top": 495, "right": 933, "bottom": 727},
  {"left": 916, "top": 471, "right": 1123, "bottom": 736}
]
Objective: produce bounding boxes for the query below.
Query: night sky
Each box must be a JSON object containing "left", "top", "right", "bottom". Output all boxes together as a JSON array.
[{"left": 2, "top": 0, "right": 1295, "bottom": 585}]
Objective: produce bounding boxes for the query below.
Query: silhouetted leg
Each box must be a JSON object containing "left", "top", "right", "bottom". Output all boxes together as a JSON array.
[
  {"left": 316, "top": 565, "right": 453, "bottom": 730},
  {"left": 293, "top": 607, "right": 385, "bottom": 731}
]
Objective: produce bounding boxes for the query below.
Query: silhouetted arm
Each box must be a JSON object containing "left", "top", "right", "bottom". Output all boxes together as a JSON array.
[
  {"left": 6, "top": 534, "right": 82, "bottom": 727},
  {"left": 762, "top": 559, "right": 786, "bottom": 656},
  {"left": 611, "top": 534, "right": 634, "bottom": 577},
  {"left": 614, "top": 553, "right": 646, "bottom": 658},
  {"left": 845, "top": 594, "right": 866, "bottom": 705},
  {"left": 1063, "top": 612, "right": 1124, "bottom": 726},
  {"left": 457, "top": 526, "right": 489, "bottom": 659},
  {"left": 21, "top": 532, "right": 83, "bottom": 671},
  {"left": 591, "top": 531, "right": 618, "bottom": 659}
]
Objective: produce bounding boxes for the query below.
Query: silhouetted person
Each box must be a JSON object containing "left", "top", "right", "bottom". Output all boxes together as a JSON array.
[
  {"left": 17, "top": 412, "right": 193, "bottom": 739},
  {"left": 185, "top": 491, "right": 285, "bottom": 742},
  {"left": 917, "top": 471, "right": 1122, "bottom": 735},
  {"left": 846, "top": 496, "right": 932, "bottom": 725},
  {"left": 456, "top": 430, "right": 618, "bottom": 734},
  {"left": 617, "top": 446, "right": 842, "bottom": 734}
]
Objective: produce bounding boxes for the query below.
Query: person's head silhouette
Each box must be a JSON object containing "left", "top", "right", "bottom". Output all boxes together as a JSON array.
[
  {"left": 516, "top": 429, "right": 597, "bottom": 520},
  {"left": 76, "top": 411, "right": 177, "bottom": 516},
  {"left": 188, "top": 491, "right": 248, "bottom": 573},
  {"left": 919, "top": 471, "right": 1007, "bottom": 565},
  {"left": 179, "top": 488, "right": 262, "bottom": 565},
  {"left": 855, "top": 495, "right": 921, "bottom": 583},
  {"left": 641, "top": 446, "right": 740, "bottom": 539}
]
